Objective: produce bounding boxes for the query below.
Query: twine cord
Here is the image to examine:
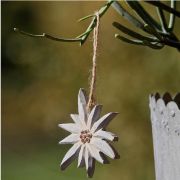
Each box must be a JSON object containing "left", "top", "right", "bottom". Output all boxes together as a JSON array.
[{"left": 87, "top": 12, "right": 100, "bottom": 112}]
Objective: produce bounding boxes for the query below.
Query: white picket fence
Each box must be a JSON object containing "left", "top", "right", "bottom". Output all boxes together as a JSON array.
[{"left": 149, "top": 93, "right": 180, "bottom": 180}]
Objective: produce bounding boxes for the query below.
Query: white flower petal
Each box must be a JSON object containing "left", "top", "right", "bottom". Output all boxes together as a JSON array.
[
  {"left": 87, "top": 156, "right": 95, "bottom": 178},
  {"left": 70, "top": 114, "right": 80, "bottom": 124},
  {"left": 58, "top": 123, "right": 80, "bottom": 133},
  {"left": 78, "top": 88, "right": 87, "bottom": 105},
  {"left": 78, "top": 89, "right": 87, "bottom": 125},
  {"left": 91, "top": 137, "right": 115, "bottom": 159},
  {"left": 91, "top": 112, "right": 118, "bottom": 133},
  {"left": 93, "top": 129, "right": 118, "bottom": 141},
  {"left": 60, "top": 142, "right": 81, "bottom": 170},
  {"left": 85, "top": 146, "right": 89, "bottom": 170},
  {"left": 78, "top": 144, "right": 85, "bottom": 168},
  {"left": 84, "top": 146, "right": 95, "bottom": 178},
  {"left": 87, "top": 105, "right": 102, "bottom": 129},
  {"left": 86, "top": 143, "right": 104, "bottom": 164},
  {"left": 59, "top": 134, "right": 80, "bottom": 144}
]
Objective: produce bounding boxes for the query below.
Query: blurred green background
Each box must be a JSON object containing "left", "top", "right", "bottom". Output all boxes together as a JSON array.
[{"left": 2, "top": 1, "right": 180, "bottom": 180}]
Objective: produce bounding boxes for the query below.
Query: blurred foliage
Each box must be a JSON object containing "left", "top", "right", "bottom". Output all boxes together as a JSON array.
[{"left": 2, "top": 1, "right": 180, "bottom": 180}]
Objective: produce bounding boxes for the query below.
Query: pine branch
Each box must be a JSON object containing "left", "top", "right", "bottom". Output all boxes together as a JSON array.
[
  {"left": 14, "top": 0, "right": 180, "bottom": 51},
  {"left": 14, "top": 0, "right": 114, "bottom": 46},
  {"left": 112, "top": 1, "right": 180, "bottom": 51}
]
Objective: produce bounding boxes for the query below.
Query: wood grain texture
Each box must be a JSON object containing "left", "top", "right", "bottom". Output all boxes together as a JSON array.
[{"left": 149, "top": 94, "right": 180, "bottom": 180}]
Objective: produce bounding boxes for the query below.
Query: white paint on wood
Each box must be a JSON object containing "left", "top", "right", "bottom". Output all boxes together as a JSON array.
[{"left": 149, "top": 94, "right": 180, "bottom": 180}]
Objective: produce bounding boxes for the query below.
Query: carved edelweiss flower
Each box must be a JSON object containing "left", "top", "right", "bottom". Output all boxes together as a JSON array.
[{"left": 58, "top": 89, "right": 119, "bottom": 178}]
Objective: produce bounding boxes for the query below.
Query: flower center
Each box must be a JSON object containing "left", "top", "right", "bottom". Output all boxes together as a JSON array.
[{"left": 80, "top": 130, "right": 92, "bottom": 144}]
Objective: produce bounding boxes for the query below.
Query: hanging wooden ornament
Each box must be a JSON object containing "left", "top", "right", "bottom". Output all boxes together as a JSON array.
[{"left": 58, "top": 12, "right": 120, "bottom": 178}]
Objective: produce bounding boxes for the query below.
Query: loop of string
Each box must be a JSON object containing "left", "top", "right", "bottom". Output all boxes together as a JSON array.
[{"left": 87, "top": 12, "right": 100, "bottom": 112}]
